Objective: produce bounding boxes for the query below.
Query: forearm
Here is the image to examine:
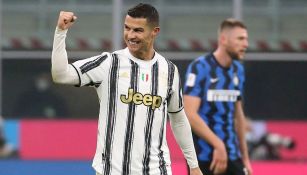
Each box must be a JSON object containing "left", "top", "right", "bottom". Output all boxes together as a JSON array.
[
  {"left": 235, "top": 101, "right": 253, "bottom": 175},
  {"left": 169, "top": 110, "right": 199, "bottom": 169},
  {"left": 183, "top": 96, "right": 224, "bottom": 149},
  {"left": 234, "top": 101, "right": 250, "bottom": 161},
  {"left": 51, "top": 27, "right": 79, "bottom": 84},
  {"left": 236, "top": 115, "right": 250, "bottom": 161},
  {"left": 189, "top": 112, "right": 224, "bottom": 149}
]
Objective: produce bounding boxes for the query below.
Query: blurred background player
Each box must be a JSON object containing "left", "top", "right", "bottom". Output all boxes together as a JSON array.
[
  {"left": 183, "top": 18, "right": 252, "bottom": 175},
  {"left": 245, "top": 118, "right": 295, "bottom": 160},
  {"left": 51, "top": 3, "right": 202, "bottom": 175}
]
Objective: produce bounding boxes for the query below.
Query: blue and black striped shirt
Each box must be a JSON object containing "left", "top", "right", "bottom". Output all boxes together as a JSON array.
[{"left": 183, "top": 53, "right": 245, "bottom": 161}]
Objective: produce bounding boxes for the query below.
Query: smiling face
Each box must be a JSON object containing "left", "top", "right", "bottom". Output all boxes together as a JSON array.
[
  {"left": 222, "top": 26, "right": 249, "bottom": 60},
  {"left": 124, "top": 15, "right": 160, "bottom": 60}
]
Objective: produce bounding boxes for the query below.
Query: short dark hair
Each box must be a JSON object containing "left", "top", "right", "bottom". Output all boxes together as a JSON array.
[
  {"left": 219, "top": 18, "right": 247, "bottom": 33},
  {"left": 127, "top": 3, "right": 159, "bottom": 27}
]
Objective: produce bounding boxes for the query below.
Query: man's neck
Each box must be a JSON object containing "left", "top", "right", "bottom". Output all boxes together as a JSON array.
[
  {"left": 213, "top": 48, "right": 232, "bottom": 68},
  {"left": 131, "top": 49, "right": 155, "bottom": 61}
]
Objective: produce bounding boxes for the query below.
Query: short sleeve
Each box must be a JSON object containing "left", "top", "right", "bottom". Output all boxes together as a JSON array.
[
  {"left": 71, "top": 52, "right": 110, "bottom": 87},
  {"left": 183, "top": 59, "right": 208, "bottom": 97}
]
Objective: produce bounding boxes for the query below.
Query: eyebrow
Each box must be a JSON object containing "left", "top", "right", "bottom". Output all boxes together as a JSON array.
[{"left": 125, "top": 24, "right": 144, "bottom": 31}]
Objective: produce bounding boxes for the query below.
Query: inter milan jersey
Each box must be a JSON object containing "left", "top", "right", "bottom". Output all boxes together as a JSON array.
[
  {"left": 183, "top": 53, "right": 245, "bottom": 161},
  {"left": 71, "top": 48, "right": 183, "bottom": 175}
]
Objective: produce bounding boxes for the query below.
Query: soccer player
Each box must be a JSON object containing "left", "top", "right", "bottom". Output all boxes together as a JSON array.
[
  {"left": 51, "top": 3, "right": 202, "bottom": 175},
  {"left": 183, "top": 18, "right": 252, "bottom": 175}
]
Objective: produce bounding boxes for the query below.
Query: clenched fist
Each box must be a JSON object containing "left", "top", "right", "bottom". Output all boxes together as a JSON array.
[{"left": 57, "top": 11, "right": 77, "bottom": 30}]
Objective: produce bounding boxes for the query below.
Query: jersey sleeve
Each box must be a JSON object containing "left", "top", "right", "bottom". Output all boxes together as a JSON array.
[
  {"left": 183, "top": 59, "right": 208, "bottom": 98},
  {"left": 71, "top": 52, "right": 111, "bottom": 87},
  {"left": 167, "top": 66, "right": 184, "bottom": 113}
]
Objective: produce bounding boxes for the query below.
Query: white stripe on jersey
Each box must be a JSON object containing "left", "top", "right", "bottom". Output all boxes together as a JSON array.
[{"left": 72, "top": 48, "right": 182, "bottom": 175}]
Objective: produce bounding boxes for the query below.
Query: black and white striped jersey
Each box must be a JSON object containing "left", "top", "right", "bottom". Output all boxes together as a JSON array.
[{"left": 71, "top": 48, "right": 183, "bottom": 175}]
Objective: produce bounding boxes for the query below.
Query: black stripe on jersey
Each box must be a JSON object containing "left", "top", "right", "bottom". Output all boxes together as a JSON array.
[
  {"left": 143, "top": 62, "right": 159, "bottom": 175},
  {"left": 157, "top": 60, "right": 176, "bottom": 175},
  {"left": 122, "top": 60, "right": 139, "bottom": 175},
  {"left": 158, "top": 107, "right": 167, "bottom": 175},
  {"left": 83, "top": 81, "right": 102, "bottom": 87},
  {"left": 206, "top": 56, "right": 218, "bottom": 158},
  {"left": 80, "top": 54, "right": 108, "bottom": 74},
  {"left": 233, "top": 64, "right": 239, "bottom": 90},
  {"left": 198, "top": 58, "right": 207, "bottom": 97},
  {"left": 221, "top": 69, "right": 231, "bottom": 155},
  {"left": 178, "top": 75, "right": 183, "bottom": 109},
  {"left": 103, "top": 54, "right": 119, "bottom": 175},
  {"left": 199, "top": 77, "right": 206, "bottom": 98},
  {"left": 231, "top": 64, "right": 240, "bottom": 158},
  {"left": 166, "top": 60, "right": 175, "bottom": 106},
  {"left": 233, "top": 63, "right": 242, "bottom": 100}
]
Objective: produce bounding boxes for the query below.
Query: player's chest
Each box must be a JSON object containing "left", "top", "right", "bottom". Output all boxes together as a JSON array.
[
  {"left": 116, "top": 67, "right": 169, "bottom": 107},
  {"left": 206, "top": 70, "right": 240, "bottom": 89},
  {"left": 205, "top": 70, "right": 241, "bottom": 102}
]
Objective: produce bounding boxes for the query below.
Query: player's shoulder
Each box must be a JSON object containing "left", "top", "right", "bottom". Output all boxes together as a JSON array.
[
  {"left": 112, "top": 48, "right": 125, "bottom": 55},
  {"left": 155, "top": 51, "right": 177, "bottom": 68},
  {"left": 195, "top": 53, "right": 212, "bottom": 65},
  {"left": 155, "top": 51, "right": 167, "bottom": 61},
  {"left": 196, "top": 54, "right": 209, "bottom": 64},
  {"left": 96, "top": 49, "right": 128, "bottom": 63},
  {"left": 109, "top": 49, "right": 126, "bottom": 58},
  {"left": 188, "top": 53, "right": 210, "bottom": 71},
  {"left": 95, "top": 51, "right": 112, "bottom": 60}
]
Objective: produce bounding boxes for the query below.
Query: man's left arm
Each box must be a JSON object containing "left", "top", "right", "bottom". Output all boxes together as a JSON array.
[
  {"left": 168, "top": 110, "right": 202, "bottom": 175},
  {"left": 167, "top": 66, "right": 202, "bottom": 175},
  {"left": 235, "top": 101, "right": 253, "bottom": 175}
]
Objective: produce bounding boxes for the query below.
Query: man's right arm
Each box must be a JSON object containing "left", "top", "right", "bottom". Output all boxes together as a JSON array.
[
  {"left": 51, "top": 11, "right": 79, "bottom": 85},
  {"left": 183, "top": 95, "right": 228, "bottom": 175}
]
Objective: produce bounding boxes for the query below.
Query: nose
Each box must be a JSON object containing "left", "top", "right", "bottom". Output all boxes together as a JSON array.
[
  {"left": 126, "top": 30, "right": 136, "bottom": 39},
  {"left": 244, "top": 39, "right": 249, "bottom": 48}
]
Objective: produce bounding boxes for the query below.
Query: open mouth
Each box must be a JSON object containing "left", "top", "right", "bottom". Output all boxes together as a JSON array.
[{"left": 128, "top": 40, "right": 140, "bottom": 46}]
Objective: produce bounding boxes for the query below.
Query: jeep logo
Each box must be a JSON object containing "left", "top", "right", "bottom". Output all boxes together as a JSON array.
[{"left": 120, "top": 88, "right": 162, "bottom": 109}]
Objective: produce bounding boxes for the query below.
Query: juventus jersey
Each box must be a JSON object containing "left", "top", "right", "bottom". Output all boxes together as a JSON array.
[
  {"left": 183, "top": 53, "right": 245, "bottom": 161},
  {"left": 71, "top": 48, "right": 183, "bottom": 175}
]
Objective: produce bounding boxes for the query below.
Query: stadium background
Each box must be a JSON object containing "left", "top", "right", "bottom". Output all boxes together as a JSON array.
[{"left": 0, "top": 0, "right": 307, "bottom": 175}]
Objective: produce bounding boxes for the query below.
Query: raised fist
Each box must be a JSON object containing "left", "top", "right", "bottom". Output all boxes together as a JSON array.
[{"left": 57, "top": 11, "right": 77, "bottom": 30}]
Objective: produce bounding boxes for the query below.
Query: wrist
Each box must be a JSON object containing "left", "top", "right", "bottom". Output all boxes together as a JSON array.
[
  {"left": 190, "top": 167, "right": 201, "bottom": 172},
  {"left": 188, "top": 161, "right": 199, "bottom": 169},
  {"left": 212, "top": 138, "right": 225, "bottom": 150},
  {"left": 55, "top": 27, "right": 68, "bottom": 34}
]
